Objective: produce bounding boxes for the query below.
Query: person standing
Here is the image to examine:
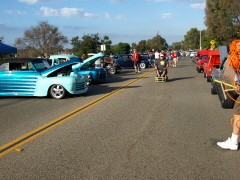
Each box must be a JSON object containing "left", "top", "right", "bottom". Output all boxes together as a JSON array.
[
  {"left": 154, "top": 50, "right": 161, "bottom": 76},
  {"left": 172, "top": 51, "right": 177, "bottom": 67},
  {"left": 132, "top": 49, "right": 140, "bottom": 73}
]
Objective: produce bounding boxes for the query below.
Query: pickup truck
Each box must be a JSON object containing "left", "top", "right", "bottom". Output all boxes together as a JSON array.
[
  {"left": 196, "top": 50, "right": 212, "bottom": 73},
  {"left": 203, "top": 50, "right": 220, "bottom": 82},
  {"left": 211, "top": 44, "right": 239, "bottom": 109}
]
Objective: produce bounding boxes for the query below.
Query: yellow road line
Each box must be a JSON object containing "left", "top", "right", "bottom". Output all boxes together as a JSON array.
[{"left": 0, "top": 70, "right": 154, "bottom": 158}]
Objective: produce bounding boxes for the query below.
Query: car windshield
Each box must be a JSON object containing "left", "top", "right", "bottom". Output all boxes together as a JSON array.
[
  {"left": 32, "top": 60, "right": 51, "bottom": 71},
  {"left": 200, "top": 55, "right": 208, "bottom": 60}
]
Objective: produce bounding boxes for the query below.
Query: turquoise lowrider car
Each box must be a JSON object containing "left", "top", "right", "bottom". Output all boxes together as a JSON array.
[
  {"left": 0, "top": 58, "right": 88, "bottom": 99},
  {"left": 49, "top": 53, "right": 107, "bottom": 85}
]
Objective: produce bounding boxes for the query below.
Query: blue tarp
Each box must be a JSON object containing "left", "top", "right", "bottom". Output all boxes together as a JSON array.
[{"left": 0, "top": 43, "right": 17, "bottom": 53}]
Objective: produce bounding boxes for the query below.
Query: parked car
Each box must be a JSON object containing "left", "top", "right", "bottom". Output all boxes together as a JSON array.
[
  {"left": 192, "top": 56, "right": 199, "bottom": 63},
  {"left": 190, "top": 52, "right": 197, "bottom": 58},
  {"left": 48, "top": 55, "right": 78, "bottom": 66},
  {"left": 0, "top": 58, "right": 88, "bottom": 99},
  {"left": 50, "top": 53, "right": 107, "bottom": 85},
  {"left": 86, "top": 53, "right": 122, "bottom": 75},
  {"left": 196, "top": 50, "right": 213, "bottom": 73},
  {"left": 139, "top": 53, "right": 154, "bottom": 68},
  {"left": 211, "top": 45, "right": 239, "bottom": 108},
  {"left": 203, "top": 50, "right": 220, "bottom": 82},
  {"left": 112, "top": 54, "right": 149, "bottom": 69},
  {"left": 102, "top": 56, "right": 122, "bottom": 74}
]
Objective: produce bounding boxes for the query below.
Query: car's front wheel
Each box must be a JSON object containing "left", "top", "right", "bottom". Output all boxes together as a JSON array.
[
  {"left": 203, "top": 72, "right": 206, "bottom": 78},
  {"left": 206, "top": 75, "right": 211, "bottom": 82},
  {"left": 109, "top": 67, "right": 116, "bottom": 74},
  {"left": 220, "top": 91, "right": 236, "bottom": 109},
  {"left": 197, "top": 66, "right": 202, "bottom": 73},
  {"left": 211, "top": 81, "right": 217, "bottom": 94},
  {"left": 139, "top": 62, "right": 147, "bottom": 69},
  {"left": 87, "top": 75, "right": 93, "bottom": 85},
  {"left": 49, "top": 84, "right": 66, "bottom": 99}
]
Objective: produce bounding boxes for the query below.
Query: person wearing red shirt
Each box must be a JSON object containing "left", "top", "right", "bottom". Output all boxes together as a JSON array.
[
  {"left": 171, "top": 51, "right": 177, "bottom": 67},
  {"left": 132, "top": 49, "right": 140, "bottom": 73}
]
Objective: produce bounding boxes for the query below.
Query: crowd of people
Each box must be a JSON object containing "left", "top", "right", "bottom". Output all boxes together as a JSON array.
[{"left": 131, "top": 49, "right": 189, "bottom": 77}]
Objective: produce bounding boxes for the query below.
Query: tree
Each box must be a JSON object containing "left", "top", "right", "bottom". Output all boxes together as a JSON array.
[
  {"left": 15, "top": 21, "right": 68, "bottom": 58},
  {"left": 135, "top": 40, "right": 149, "bottom": 53},
  {"left": 71, "top": 33, "right": 105, "bottom": 57},
  {"left": 183, "top": 28, "right": 200, "bottom": 50},
  {"left": 205, "top": 0, "right": 240, "bottom": 46},
  {"left": 101, "top": 35, "right": 112, "bottom": 55},
  {"left": 146, "top": 34, "right": 168, "bottom": 51},
  {"left": 172, "top": 42, "right": 182, "bottom": 50},
  {"left": 115, "top": 42, "right": 131, "bottom": 54}
]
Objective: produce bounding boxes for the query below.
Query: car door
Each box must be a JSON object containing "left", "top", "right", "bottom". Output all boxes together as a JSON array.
[
  {"left": 115, "top": 55, "right": 133, "bottom": 67},
  {"left": 6, "top": 63, "right": 39, "bottom": 96},
  {"left": 125, "top": 55, "right": 133, "bottom": 67}
]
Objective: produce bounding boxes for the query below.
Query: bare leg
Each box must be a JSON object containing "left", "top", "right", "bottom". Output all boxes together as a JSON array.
[{"left": 233, "top": 115, "right": 240, "bottom": 135}]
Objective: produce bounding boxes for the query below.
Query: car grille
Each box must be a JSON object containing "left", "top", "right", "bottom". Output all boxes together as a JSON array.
[{"left": 76, "top": 82, "right": 87, "bottom": 90}]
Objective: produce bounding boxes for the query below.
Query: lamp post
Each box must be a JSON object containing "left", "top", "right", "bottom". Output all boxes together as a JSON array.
[
  {"left": 199, "top": 29, "right": 202, "bottom": 50},
  {"left": 192, "top": 24, "right": 202, "bottom": 51}
]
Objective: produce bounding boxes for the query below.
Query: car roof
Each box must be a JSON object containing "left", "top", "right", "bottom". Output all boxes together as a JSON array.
[
  {"left": 0, "top": 58, "right": 44, "bottom": 65},
  {"left": 50, "top": 55, "right": 78, "bottom": 59}
]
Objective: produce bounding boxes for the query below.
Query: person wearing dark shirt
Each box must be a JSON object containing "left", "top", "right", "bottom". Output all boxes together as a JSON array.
[{"left": 157, "top": 54, "right": 169, "bottom": 77}]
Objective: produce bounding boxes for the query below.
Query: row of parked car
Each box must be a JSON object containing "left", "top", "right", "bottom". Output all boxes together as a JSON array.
[
  {"left": 0, "top": 52, "right": 154, "bottom": 99},
  {"left": 192, "top": 42, "right": 239, "bottom": 109}
]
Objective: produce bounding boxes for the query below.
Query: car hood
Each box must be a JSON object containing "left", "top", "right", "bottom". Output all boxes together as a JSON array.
[
  {"left": 40, "top": 58, "right": 81, "bottom": 77},
  {"left": 73, "top": 52, "right": 104, "bottom": 70}
]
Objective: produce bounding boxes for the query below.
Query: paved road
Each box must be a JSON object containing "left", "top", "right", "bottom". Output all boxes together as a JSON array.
[{"left": 1, "top": 57, "right": 240, "bottom": 179}]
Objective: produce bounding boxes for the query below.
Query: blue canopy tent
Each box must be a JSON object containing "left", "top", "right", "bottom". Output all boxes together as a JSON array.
[{"left": 0, "top": 43, "right": 17, "bottom": 53}]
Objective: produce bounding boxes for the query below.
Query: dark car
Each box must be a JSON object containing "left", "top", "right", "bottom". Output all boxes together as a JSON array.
[
  {"left": 102, "top": 56, "right": 122, "bottom": 74},
  {"left": 112, "top": 54, "right": 149, "bottom": 69},
  {"left": 139, "top": 53, "right": 154, "bottom": 68}
]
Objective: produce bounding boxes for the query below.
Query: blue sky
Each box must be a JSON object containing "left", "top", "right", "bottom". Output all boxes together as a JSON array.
[{"left": 0, "top": 0, "right": 206, "bottom": 48}]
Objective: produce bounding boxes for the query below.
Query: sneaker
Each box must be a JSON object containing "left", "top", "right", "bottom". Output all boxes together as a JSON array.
[
  {"left": 138, "top": 71, "right": 141, "bottom": 73},
  {"left": 217, "top": 138, "right": 238, "bottom": 150}
]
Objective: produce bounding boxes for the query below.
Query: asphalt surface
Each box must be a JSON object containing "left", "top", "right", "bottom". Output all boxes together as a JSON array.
[{"left": 1, "top": 57, "right": 240, "bottom": 180}]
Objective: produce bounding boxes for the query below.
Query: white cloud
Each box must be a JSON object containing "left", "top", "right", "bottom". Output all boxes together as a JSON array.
[
  {"left": 104, "top": 12, "right": 127, "bottom": 20},
  {"left": 161, "top": 13, "right": 174, "bottom": 19},
  {"left": 4, "top": 10, "right": 13, "bottom": 14},
  {"left": 16, "top": 10, "right": 28, "bottom": 15},
  {"left": 4, "top": 10, "right": 27, "bottom": 15},
  {"left": 84, "top": 13, "right": 100, "bottom": 19},
  {"left": 190, "top": 3, "right": 205, "bottom": 9},
  {"left": 116, "top": 15, "right": 127, "bottom": 20},
  {"left": 105, "top": 13, "right": 114, "bottom": 19},
  {"left": 39, "top": 6, "right": 100, "bottom": 19},
  {"left": 18, "top": 0, "right": 65, "bottom": 5}
]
